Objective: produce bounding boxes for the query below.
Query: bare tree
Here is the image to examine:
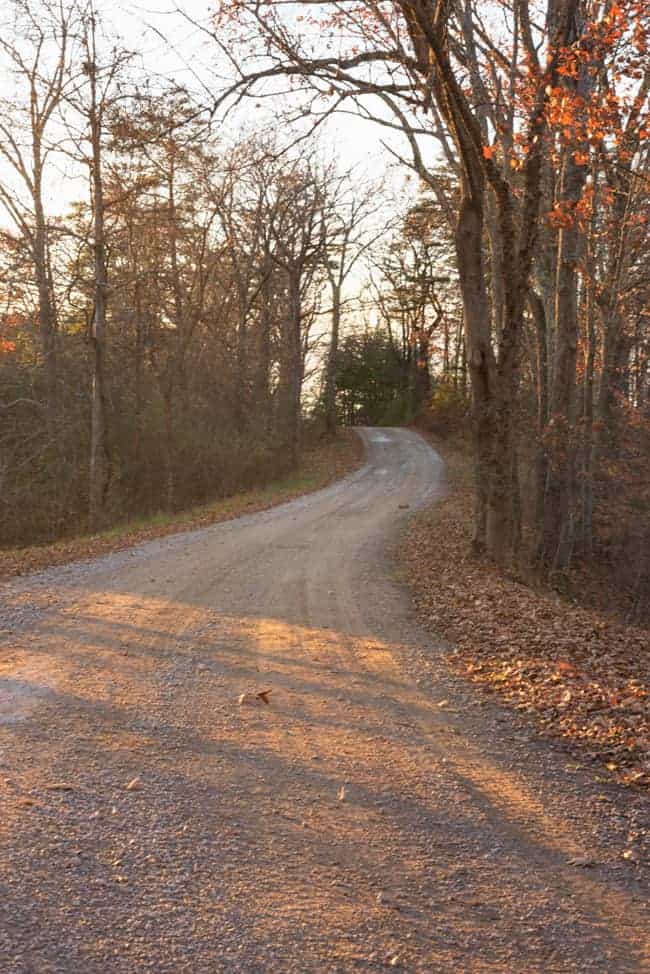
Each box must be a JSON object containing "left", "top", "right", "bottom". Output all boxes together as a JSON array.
[
  {"left": 322, "top": 176, "right": 389, "bottom": 435},
  {"left": 265, "top": 159, "right": 329, "bottom": 462},
  {"left": 0, "top": 0, "right": 81, "bottom": 412},
  {"left": 65, "top": 3, "right": 132, "bottom": 528}
]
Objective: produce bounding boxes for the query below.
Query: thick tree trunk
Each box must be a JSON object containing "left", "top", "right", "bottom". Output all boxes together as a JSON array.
[
  {"left": 544, "top": 150, "right": 585, "bottom": 572},
  {"left": 486, "top": 185, "right": 524, "bottom": 567},
  {"left": 541, "top": 5, "right": 590, "bottom": 573},
  {"left": 454, "top": 194, "right": 496, "bottom": 553}
]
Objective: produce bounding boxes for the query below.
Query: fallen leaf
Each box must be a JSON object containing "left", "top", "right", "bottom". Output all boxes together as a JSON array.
[{"left": 557, "top": 661, "right": 579, "bottom": 676}]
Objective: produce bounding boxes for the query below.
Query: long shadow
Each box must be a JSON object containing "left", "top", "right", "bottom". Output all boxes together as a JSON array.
[
  {"left": 0, "top": 424, "right": 647, "bottom": 970},
  {"left": 1, "top": 676, "right": 646, "bottom": 973}
]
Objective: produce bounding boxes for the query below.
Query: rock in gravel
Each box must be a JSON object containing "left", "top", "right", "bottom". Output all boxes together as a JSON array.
[
  {"left": 237, "top": 689, "right": 272, "bottom": 706},
  {"left": 377, "top": 892, "right": 400, "bottom": 909},
  {"left": 126, "top": 776, "right": 143, "bottom": 791}
]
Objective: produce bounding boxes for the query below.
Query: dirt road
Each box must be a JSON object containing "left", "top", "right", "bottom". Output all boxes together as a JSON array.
[{"left": 1, "top": 428, "right": 648, "bottom": 973}]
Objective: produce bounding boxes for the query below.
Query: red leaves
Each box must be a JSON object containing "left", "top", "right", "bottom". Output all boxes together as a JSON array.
[{"left": 547, "top": 202, "right": 575, "bottom": 230}]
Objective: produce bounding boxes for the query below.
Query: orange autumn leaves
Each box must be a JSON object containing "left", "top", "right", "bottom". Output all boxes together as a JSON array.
[{"left": 477, "top": 1, "right": 649, "bottom": 230}]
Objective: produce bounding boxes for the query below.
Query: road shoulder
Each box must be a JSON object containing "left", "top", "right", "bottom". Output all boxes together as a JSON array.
[{"left": 0, "top": 431, "right": 364, "bottom": 584}]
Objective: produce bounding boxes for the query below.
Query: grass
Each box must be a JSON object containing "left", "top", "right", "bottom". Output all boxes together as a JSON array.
[{"left": 0, "top": 430, "right": 365, "bottom": 582}]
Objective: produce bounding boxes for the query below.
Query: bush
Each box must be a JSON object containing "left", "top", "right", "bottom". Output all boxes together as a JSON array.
[{"left": 418, "top": 380, "right": 469, "bottom": 436}]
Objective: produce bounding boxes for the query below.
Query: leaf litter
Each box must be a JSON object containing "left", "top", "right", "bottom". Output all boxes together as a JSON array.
[{"left": 400, "top": 436, "right": 649, "bottom": 791}]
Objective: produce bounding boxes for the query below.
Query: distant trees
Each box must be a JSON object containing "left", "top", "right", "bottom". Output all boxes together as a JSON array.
[
  {"left": 321, "top": 179, "right": 387, "bottom": 436},
  {"left": 327, "top": 179, "right": 463, "bottom": 427},
  {"left": 372, "top": 184, "right": 460, "bottom": 417},
  {"left": 334, "top": 331, "right": 410, "bottom": 427}
]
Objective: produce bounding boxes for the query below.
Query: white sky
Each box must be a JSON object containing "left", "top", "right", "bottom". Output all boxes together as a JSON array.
[{"left": 0, "top": 0, "right": 427, "bottom": 224}]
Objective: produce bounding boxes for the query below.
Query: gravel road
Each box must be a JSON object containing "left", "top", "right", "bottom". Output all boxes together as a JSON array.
[{"left": 0, "top": 427, "right": 648, "bottom": 973}]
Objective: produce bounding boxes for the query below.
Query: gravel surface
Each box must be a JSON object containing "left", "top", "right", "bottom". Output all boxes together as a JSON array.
[{"left": 0, "top": 427, "right": 648, "bottom": 973}]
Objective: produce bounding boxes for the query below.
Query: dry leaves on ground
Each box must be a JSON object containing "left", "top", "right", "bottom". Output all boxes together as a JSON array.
[{"left": 400, "top": 438, "right": 649, "bottom": 790}]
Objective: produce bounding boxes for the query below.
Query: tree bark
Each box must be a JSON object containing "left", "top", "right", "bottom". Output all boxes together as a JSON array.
[
  {"left": 454, "top": 194, "right": 496, "bottom": 553},
  {"left": 87, "top": 54, "right": 111, "bottom": 532},
  {"left": 288, "top": 275, "right": 303, "bottom": 465},
  {"left": 544, "top": 151, "right": 586, "bottom": 572},
  {"left": 32, "top": 159, "right": 58, "bottom": 415},
  {"left": 528, "top": 289, "right": 549, "bottom": 553},
  {"left": 324, "top": 280, "right": 341, "bottom": 436}
]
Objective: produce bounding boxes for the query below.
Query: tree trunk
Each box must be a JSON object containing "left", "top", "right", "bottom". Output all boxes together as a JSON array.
[
  {"left": 416, "top": 332, "right": 432, "bottom": 407},
  {"left": 288, "top": 276, "right": 303, "bottom": 465},
  {"left": 235, "top": 305, "right": 248, "bottom": 435},
  {"left": 544, "top": 148, "right": 585, "bottom": 572},
  {"left": 134, "top": 289, "right": 145, "bottom": 462},
  {"left": 88, "top": 59, "right": 111, "bottom": 532},
  {"left": 581, "top": 281, "right": 596, "bottom": 555},
  {"left": 528, "top": 289, "right": 549, "bottom": 555},
  {"left": 487, "top": 315, "right": 518, "bottom": 565},
  {"left": 255, "top": 272, "right": 273, "bottom": 435},
  {"left": 454, "top": 193, "right": 496, "bottom": 553},
  {"left": 279, "top": 275, "right": 303, "bottom": 466},
  {"left": 542, "top": 5, "right": 590, "bottom": 573},
  {"left": 163, "top": 389, "right": 175, "bottom": 512},
  {"left": 324, "top": 280, "right": 341, "bottom": 436},
  {"left": 33, "top": 182, "right": 58, "bottom": 414}
]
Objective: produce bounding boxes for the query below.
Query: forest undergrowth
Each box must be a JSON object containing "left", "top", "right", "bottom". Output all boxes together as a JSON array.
[{"left": 0, "top": 431, "right": 363, "bottom": 582}]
